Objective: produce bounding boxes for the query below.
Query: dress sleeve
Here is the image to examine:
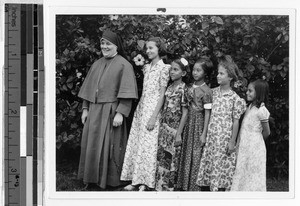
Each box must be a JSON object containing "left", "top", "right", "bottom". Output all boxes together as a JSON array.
[
  {"left": 159, "top": 64, "right": 170, "bottom": 88},
  {"left": 116, "top": 99, "right": 133, "bottom": 117},
  {"left": 82, "top": 100, "right": 90, "bottom": 110},
  {"left": 142, "top": 64, "right": 147, "bottom": 75},
  {"left": 183, "top": 86, "right": 190, "bottom": 107},
  {"left": 203, "top": 89, "right": 212, "bottom": 110},
  {"left": 233, "top": 96, "right": 247, "bottom": 119},
  {"left": 258, "top": 103, "right": 270, "bottom": 122},
  {"left": 181, "top": 85, "right": 188, "bottom": 107}
]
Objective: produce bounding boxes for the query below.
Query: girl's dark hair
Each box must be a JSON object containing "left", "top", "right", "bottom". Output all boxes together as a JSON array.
[
  {"left": 172, "top": 58, "right": 191, "bottom": 83},
  {"left": 250, "top": 79, "right": 269, "bottom": 107},
  {"left": 147, "top": 37, "right": 167, "bottom": 56},
  {"left": 194, "top": 56, "right": 213, "bottom": 77}
]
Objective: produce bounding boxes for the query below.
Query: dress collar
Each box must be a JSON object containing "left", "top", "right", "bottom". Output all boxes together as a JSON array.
[
  {"left": 249, "top": 102, "right": 265, "bottom": 109},
  {"left": 150, "top": 59, "right": 164, "bottom": 68},
  {"left": 171, "top": 81, "right": 185, "bottom": 89},
  {"left": 217, "top": 86, "right": 234, "bottom": 96}
]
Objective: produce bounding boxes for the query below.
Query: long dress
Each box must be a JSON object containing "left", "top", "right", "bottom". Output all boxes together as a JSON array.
[
  {"left": 155, "top": 82, "right": 187, "bottom": 191},
  {"left": 196, "top": 87, "right": 246, "bottom": 191},
  {"left": 77, "top": 55, "right": 138, "bottom": 189},
  {"left": 121, "top": 60, "right": 170, "bottom": 188},
  {"left": 177, "top": 83, "right": 212, "bottom": 191},
  {"left": 231, "top": 103, "right": 270, "bottom": 191}
]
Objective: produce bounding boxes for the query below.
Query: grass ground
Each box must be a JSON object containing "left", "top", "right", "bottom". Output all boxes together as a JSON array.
[{"left": 56, "top": 162, "right": 289, "bottom": 192}]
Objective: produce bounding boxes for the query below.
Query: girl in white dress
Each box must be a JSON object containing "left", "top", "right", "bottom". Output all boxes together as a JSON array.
[
  {"left": 231, "top": 79, "right": 271, "bottom": 191},
  {"left": 121, "top": 37, "right": 170, "bottom": 191}
]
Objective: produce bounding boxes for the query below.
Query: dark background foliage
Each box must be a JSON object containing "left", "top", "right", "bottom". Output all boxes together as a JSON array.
[{"left": 56, "top": 14, "right": 289, "bottom": 180}]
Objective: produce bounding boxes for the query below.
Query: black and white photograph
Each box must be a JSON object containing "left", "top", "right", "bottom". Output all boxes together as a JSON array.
[
  {"left": 43, "top": 0, "right": 298, "bottom": 205},
  {"left": 55, "top": 13, "right": 290, "bottom": 192},
  {"left": 1, "top": 0, "right": 299, "bottom": 206}
]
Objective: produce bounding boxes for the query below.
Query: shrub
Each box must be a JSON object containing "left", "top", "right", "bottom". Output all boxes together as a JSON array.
[{"left": 56, "top": 14, "right": 289, "bottom": 179}]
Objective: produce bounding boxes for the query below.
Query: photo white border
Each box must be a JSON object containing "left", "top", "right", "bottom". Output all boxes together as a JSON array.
[{"left": 43, "top": 0, "right": 298, "bottom": 205}]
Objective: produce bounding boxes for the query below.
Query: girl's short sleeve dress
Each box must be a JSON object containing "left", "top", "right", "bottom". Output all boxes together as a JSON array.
[
  {"left": 196, "top": 87, "right": 246, "bottom": 191},
  {"left": 231, "top": 103, "right": 270, "bottom": 191},
  {"left": 121, "top": 60, "right": 170, "bottom": 188}
]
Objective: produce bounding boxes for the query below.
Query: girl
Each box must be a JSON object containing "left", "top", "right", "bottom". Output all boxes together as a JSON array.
[
  {"left": 77, "top": 30, "right": 138, "bottom": 190},
  {"left": 231, "top": 79, "right": 270, "bottom": 191},
  {"left": 177, "top": 57, "right": 213, "bottom": 191},
  {"left": 121, "top": 37, "right": 170, "bottom": 191},
  {"left": 196, "top": 55, "right": 246, "bottom": 191},
  {"left": 155, "top": 58, "right": 189, "bottom": 191}
]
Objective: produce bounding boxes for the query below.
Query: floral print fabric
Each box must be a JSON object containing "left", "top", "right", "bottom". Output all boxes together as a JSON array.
[
  {"left": 121, "top": 60, "right": 170, "bottom": 188},
  {"left": 231, "top": 103, "right": 270, "bottom": 191},
  {"left": 196, "top": 87, "right": 246, "bottom": 191},
  {"left": 177, "top": 84, "right": 212, "bottom": 191},
  {"left": 155, "top": 82, "right": 187, "bottom": 191}
]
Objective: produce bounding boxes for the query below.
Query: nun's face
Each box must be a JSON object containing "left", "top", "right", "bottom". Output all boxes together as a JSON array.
[{"left": 100, "top": 38, "right": 118, "bottom": 58}]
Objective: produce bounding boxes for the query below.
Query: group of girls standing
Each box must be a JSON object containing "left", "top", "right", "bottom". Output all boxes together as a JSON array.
[{"left": 77, "top": 30, "right": 271, "bottom": 192}]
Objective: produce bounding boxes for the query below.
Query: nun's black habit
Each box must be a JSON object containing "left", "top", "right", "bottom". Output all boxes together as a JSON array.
[{"left": 77, "top": 30, "right": 138, "bottom": 188}]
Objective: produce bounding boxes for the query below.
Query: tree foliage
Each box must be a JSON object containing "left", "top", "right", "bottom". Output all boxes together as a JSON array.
[{"left": 56, "top": 14, "right": 289, "bottom": 179}]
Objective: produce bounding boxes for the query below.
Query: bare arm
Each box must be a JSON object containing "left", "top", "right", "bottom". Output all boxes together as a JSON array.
[
  {"left": 261, "top": 121, "right": 271, "bottom": 140},
  {"left": 227, "top": 118, "right": 240, "bottom": 154},
  {"left": 176, "top": 106, "right": 188, "bottom": 136},
  {"left": 153, "top": 87, "right": 167, "bottom": 118},
  {"left": 231, "top": 118, "right": 240, "bottom": 143},
  {"left": 202, "top": 109, "right": 211, "bottom": 137},
  {"left": 200, "top": 109, "right": 211, "bottom": 146},
  {"left": 146, "top": 87, "right": 167, "bottom": 130}
]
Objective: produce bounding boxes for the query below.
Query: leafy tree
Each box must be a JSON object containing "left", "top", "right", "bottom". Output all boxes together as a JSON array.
[{"left": 56, "top": 14, "right": 289, "bottom": 179}]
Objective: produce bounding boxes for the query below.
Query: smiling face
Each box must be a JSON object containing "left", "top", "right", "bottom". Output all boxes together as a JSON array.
[
  {"left": 217, "top": 65, "right": 232, "bottom": 86},
  {"left": 246, "top": 83, "right": 256, "bottom": 102},
  {"left": 146, "top": 41, "right": 159, "bottom": 60},
  {"left": 192, "top": 63, "right": 205, "bottom": 81},
  {"left": 100, "top": 38, "right": 118, "bottom": 58},
  {"left": 170, "top": 62, "right": 185, "bottom": 81}
]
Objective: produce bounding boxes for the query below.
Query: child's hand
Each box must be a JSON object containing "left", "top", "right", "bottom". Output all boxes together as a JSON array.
[
  {"left": 226, "top": 140, "right": 236, "bottom": 155},
  {"left": 200, "top": 134, "right": 206, "bottom": 147},
  {"left": 146, "top": 116, "right": 156, "bottom": 131},
  {"left": 174, "top": 132, "right": 182, "bottom": 147},
  {"left": 81, "top": 109, "right": 89, "bottom": 124},
  {"left": 113, "top": 112, "right": 123, "bottom": 127}
]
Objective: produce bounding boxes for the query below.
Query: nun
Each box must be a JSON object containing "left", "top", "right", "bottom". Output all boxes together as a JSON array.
[{"left": 77, "top": 30, "right": 138, "bottom": 190}]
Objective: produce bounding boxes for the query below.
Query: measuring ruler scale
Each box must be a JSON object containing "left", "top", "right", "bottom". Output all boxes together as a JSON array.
[{"left": 4, "top": 4, "right": 44, "bottom": 206}]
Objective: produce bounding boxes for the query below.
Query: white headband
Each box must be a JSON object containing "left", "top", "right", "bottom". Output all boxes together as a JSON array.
[{"left": 180, "top": 58, "right": 188, "bottom": 66}]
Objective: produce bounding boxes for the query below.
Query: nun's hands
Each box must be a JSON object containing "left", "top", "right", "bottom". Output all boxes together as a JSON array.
[
  {"left": 81, "top": 109, "right": 89, "bottom": 124},
  {"left": 113, "top": 112, "right": 123, "bottom": 127}
]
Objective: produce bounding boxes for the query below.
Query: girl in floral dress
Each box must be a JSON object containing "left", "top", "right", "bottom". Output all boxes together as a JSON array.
[
  {"left": 121, "top": 37, "right": 170, "bottom": 191},
  {"left": 231, "top": 79, "right": 270, "bottom": 191},
  {"left": 196, "top": 55, "right": 246, "bottom": 191},
  {"left": 177, "top": 57, "right": 213, "bottom": 191},
  {"left": 155, "top": 58, "right": 189, "bottom": 191}
]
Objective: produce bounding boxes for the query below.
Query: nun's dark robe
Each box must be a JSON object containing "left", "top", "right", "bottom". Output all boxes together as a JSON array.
[{"left": 77, "top": 54, "right": 138, "bottom": 188}]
